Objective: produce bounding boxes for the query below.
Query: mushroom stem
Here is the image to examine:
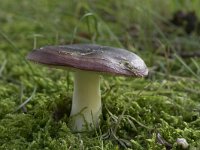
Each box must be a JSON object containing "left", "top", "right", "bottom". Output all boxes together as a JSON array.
[{"left": 70, "top": 71, "right": 101, "bottom": 131}]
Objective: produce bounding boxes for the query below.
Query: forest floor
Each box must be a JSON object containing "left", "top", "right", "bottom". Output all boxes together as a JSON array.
[{"left": 0, "top": 0, "right": 200, "bottom": 149}]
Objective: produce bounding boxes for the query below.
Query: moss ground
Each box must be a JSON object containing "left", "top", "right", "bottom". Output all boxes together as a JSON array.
[{"left": 0, "top": 0, "right": 200, "bottom": 149}]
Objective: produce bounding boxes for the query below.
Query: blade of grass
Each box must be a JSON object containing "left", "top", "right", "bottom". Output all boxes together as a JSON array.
[
  {"left": 19, "top": 83, "right": 27, "bottom": 113},
  {"left": 174, "top": 54, "right": 199, "bottom": 80},
  {"left": 95, "top": 14, "right": 123, "bottom": 48},
  {"left": 191, "top": 58, "right": 200, "bottom": 74},
  {"left": 0, "top": 30, "right": 38, "bottom": 78},
  {"left": 113, "top": 82, "right": 153, "bottom": 134},
  {"left": 71, "top": 12, "right": 99, "bottom": 44},
  {"left": 15, "top": 86, "right": 37, "bottom": 112},
  {"left": 0, "top": 59, "right": 7, "bottom": 77},
  {"left": 33, "top": 34, "right": 44, "bottom": 49}
]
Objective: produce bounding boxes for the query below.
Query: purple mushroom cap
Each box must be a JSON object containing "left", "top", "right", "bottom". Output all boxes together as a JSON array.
[{"left": 27, "top": 44, "right": 148, "bottom": 77}]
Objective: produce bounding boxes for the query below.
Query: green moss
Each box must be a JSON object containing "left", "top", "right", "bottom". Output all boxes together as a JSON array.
[{"left": 0, "top": 0, "right": 200, "bottom": 149}]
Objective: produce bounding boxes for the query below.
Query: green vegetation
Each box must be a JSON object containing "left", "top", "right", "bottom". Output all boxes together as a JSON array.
[{"left": 0, "top": 0, "right": 200, "bottom": 149}]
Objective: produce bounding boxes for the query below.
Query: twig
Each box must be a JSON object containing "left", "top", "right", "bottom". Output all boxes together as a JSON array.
[{"left": 156, "top": 132, "right": 172, "bottom": 150}]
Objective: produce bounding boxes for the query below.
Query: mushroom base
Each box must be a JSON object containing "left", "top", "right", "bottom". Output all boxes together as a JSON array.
[{"left": 70, "top": 71, "right": 101, "bottom": 131}]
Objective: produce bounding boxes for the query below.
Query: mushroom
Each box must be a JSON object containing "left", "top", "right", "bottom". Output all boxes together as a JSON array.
[{"left": 27, "top": 44, "right": 148, "bottom": 131}]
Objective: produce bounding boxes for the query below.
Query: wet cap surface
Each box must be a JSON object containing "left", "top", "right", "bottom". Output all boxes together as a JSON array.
[{"left": 27, "top": 44, "right": 148, "bottom": 77}]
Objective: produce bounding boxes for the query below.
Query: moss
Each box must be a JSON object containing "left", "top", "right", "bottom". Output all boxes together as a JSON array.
[{"left": 0, "top": 0, "right": 200, "bottom": 149}]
